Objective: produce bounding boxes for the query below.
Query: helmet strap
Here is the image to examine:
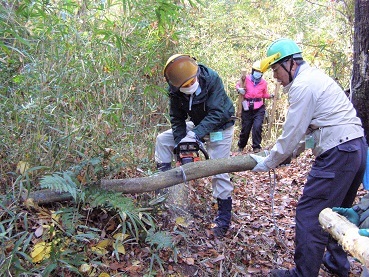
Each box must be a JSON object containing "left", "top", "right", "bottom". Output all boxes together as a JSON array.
[{"left": 280, "top": 58, "right": 294, "bottom": 83}]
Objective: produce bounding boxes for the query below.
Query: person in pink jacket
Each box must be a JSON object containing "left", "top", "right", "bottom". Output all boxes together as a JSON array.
[{"left": 235, "top": 60, "right": 272, "bottom": 153}]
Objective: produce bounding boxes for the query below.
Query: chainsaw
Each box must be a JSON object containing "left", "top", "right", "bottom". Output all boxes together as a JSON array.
[{"left": 173, "top": 141, "right": 209, "bottom": 166}]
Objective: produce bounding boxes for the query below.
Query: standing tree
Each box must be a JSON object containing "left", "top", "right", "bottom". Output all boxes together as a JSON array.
[{"left": 352, "top": 0, "right": 369, "bottom": 139}]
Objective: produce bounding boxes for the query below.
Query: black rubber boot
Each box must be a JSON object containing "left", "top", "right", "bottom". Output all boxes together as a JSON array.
[
  {"left": 212, "top": 197, "right": 232, "bottom": 238},
  {"left": 155, "top": 163, "right": 172, "bottom": 196}
]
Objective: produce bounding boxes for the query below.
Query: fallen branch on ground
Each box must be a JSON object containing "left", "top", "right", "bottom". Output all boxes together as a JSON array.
[
  {"left": 319, "top": 207, "right": 369, "bottom": 268},
  {"left": 23, "top": 154, "right": 259, "bottom": 204}
]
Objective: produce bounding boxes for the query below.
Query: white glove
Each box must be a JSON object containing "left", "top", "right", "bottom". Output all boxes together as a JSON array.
[
  {"left": 250, "top": 154, "right": 270, "bottom": 172},
  {"left": 180, "top": 131, "right": 197, "bottom": 143},
  {"left": 237, "top": 88, "right": 245, "bottom": 95}
]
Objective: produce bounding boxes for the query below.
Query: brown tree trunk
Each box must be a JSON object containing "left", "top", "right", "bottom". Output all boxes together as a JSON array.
[
  {"left": 267, "top": 82, "right": 280, "bottom": 139},
  {"left": 352, "top": 0, "right": 369, "bottom": 140},
  {"left": 24, "top": 154, "right": 260, "bottom": 204},
  {"left": 236, "top": 69, "right": 247, "bottom": 118},
  {"left": 100, "top": 154, "right": 257, "bottom": 193},
  {"left": 319, "top": 208, "right": 369, "bottom": 268}
]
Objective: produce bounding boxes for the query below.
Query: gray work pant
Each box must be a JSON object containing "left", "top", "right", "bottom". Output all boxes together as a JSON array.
[{"left": 155, "top": 122, "right": 234, "bottom": 200}]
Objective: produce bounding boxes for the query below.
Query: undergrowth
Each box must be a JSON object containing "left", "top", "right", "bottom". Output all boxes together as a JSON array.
[{"left": 0, "top": 155, "right": 180, "bottom": 276}]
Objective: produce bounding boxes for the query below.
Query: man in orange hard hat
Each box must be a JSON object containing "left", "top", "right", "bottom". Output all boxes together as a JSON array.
[{"left": 155, "top": 54, "right": 235, "bottom": 238}]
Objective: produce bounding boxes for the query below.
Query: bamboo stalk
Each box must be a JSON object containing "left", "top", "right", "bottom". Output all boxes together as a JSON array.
[{"left": 267, "top": 82, "right": 280, "bottom": 139}]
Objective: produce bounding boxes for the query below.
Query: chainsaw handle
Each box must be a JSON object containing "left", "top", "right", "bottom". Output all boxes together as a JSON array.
[
  {"left": 198, "top": 143, "right": 209, "bottom": 160},
  {"left": 173, "top": 141, "right": 209, "bottom": 160}
]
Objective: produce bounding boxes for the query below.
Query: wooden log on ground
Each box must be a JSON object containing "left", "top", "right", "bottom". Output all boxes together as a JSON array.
[
  {"left": 100, "top": 154, "right": 258, "bottom": 193},
  {"left": 319, "top": 208, "right": 369, "bottom": 268},
  {"left": 22, "top": 189, "right": 73, "bottom": 205},
  {"left": 23, "top": 153, "right": 259, "bottom": 204}
]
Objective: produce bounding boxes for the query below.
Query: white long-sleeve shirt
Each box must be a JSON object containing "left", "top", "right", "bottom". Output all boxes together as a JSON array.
[{"left": 265, "top": 62, "right": 364, "bottom": 169}]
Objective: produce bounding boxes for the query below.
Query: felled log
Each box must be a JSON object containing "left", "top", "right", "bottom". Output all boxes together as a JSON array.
[
  {"left": 23, "top": 154, "right": 259, "bottom": 204},
  {"left": 100, "top": 154, "right": 258, "bottom": 193},
  {"left": 22, "top": 189, "right": 73, "bottom": 205},
  {"left": 319, "top": 208, "right": 369, "bottom": 268}
]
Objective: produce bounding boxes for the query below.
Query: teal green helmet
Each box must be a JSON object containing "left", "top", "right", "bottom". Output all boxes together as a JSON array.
[{"left": 260, "top": 38, "right": 302, "bottom": 72}]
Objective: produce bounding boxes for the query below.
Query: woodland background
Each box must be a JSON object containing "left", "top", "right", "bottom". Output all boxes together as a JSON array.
[{"left": 1, "top": 0, "right": 368, "bottom": 276}]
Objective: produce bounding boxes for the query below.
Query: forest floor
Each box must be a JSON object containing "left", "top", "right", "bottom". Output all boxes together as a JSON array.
[
  {"left": 141, "top": 148, "right": 366, "bottom": 277},
  {"left": 10, "top": 148, "right": 366, "bottom": 276}
]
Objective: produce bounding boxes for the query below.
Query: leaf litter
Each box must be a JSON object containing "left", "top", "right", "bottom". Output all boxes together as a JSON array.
[{"left": 153, "top": 150, "right": 366, "bottom": 276}]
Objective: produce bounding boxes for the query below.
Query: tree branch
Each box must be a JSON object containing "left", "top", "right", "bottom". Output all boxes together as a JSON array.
[
  {"left": 23, "top": 154, "right": 259, "bottom": 204},
  {"left": 319, "top": 208, "right": 369, "bottom": 268}
]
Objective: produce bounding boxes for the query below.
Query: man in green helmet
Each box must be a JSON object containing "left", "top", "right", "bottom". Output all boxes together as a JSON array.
[{"left": 251, "top": 38, "right": 367, "bottom": 277}]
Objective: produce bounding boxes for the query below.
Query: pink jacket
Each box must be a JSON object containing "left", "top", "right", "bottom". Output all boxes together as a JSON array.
[{"left": 236, "top": 75, "right": 270, "bottom": 110}]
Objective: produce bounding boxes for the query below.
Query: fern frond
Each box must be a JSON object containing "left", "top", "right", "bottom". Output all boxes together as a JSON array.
[
  {"left": 87, "top": 189, "right": 154, "bottom": 240},
  {"left": 88, "top": 190, "right": 135, "bottom": 211},
  {"left": 40, "top": 172, "right": 80, "bottom": 201},
  {"left": 146, "top": 229, "right": 173, "bottom": 250}
]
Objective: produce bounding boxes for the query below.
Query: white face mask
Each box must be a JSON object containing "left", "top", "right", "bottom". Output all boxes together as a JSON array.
[
  {"left": 180, "top": 81, "right": 199, "bottom": 95},
  {"left": 253, "top": 71, "right": 263, "bottom": 79}
]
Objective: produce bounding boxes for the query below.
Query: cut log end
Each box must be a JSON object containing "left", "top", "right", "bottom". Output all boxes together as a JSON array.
[{"left": 319, "top": 208, "right": 369, "bottom": 268}]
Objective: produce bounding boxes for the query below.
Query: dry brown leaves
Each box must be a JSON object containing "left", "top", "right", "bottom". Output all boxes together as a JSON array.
[{"left": 148, "top": 150, "right": 366, "bottom": 276}]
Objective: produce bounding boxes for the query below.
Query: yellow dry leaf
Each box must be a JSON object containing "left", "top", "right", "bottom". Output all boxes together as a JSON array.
[
  {"left": 113, "top": 233, "right": 129, "bottom": 242},
  {"left": 114, "top": 244, "right": 125, "bottom": 254},
  {"left": 96, "top": 239, "right": 112, "bottom": 248},
  {"left": 32, "top": 252, "right": 45, "bottom": 263},
  {"left": 91, "top": 246, "right": 108, "bottom": 255},
  {"left": 79, "top": 263, "right": 91, "bottom": 273},
  {"left": 30, "top": 242, "right": 46, "bottom": 258},
  {"left": 30, "top": 241, "right": 51, "bottom": 263},
  {"left": 98, "top": 273, "right": 110, "bottom": 277},
  {"left": 175, "top": 216, "right": 188, "bottom": 227},
  {"left": 16, "top": 161, "right": 30, "bottom": 174}
]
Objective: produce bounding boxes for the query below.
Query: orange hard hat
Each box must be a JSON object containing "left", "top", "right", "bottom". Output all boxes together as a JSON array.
[{"left": 163, "top": 54, "right": 198, "bottom": 87}]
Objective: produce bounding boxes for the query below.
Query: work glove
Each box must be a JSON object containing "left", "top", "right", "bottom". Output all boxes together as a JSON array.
[
  {"left": 358, "top": 229, "right": 369, "bottom": 237},
  {"left": 332, "top": 207, "right": 360, "bottom": 226},
  {"left": 179, "top": 131, "right": 198, "bottom": 144},
  {"left": 250, "top": 154, "right": 270, "bottom": 172},
  {"left": 237, "top": 88, "right": 245, "bottom": 95}
]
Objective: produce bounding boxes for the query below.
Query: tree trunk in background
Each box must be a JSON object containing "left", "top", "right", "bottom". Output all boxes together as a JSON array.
[
  {"left": 236, "top": 68, "right": 247, "bottom": 118},
  {"left": 352, "top": 0, "right": 369, "bottom": 140},
  {"left": 267, "top": 82, "right": 280, "bottom": 139}
]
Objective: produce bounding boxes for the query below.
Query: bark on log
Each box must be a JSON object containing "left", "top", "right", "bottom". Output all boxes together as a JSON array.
[
  {"left": 22, "top": 189, "right": 73, "bottom": 205},
  {"left": 23, "top": 154, "right": 259, "bottom": 203},
  {"left": 100, "top": 154, "right": 257, "bottom": 193},
  {"left": 319, "top": 208, "right": 369, "bottom": 268}
]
